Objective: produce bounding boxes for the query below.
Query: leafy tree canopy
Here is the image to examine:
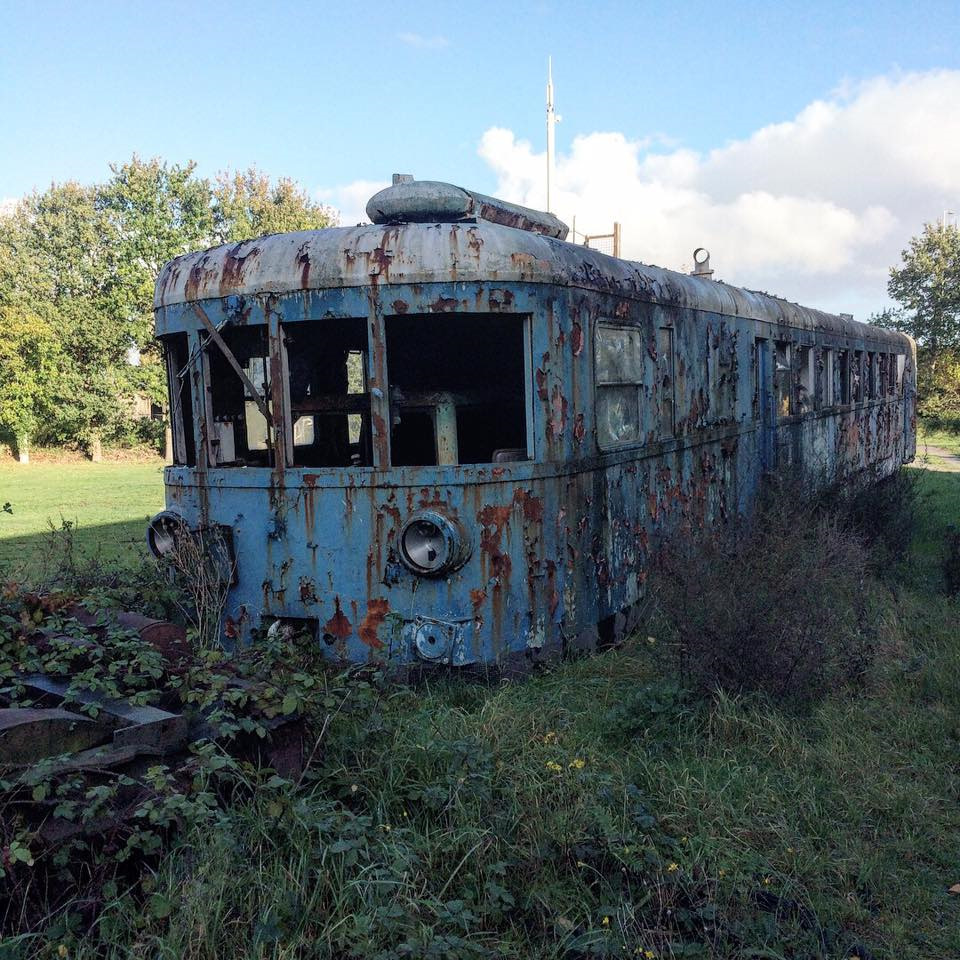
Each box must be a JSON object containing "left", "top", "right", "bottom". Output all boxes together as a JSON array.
[{"left": 212, "top": 166, "right": 337, "bottom": 244}]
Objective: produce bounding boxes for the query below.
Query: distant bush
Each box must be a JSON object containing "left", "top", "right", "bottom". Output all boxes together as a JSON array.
[
  {"left": 834, "top": 467, "right": 920, "bottom": 568},
  {"left": 654, "top": 488, "right": 893, "bottom": 707}
]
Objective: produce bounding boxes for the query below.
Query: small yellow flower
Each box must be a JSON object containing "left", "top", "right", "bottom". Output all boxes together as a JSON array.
[
  {"left": 568, "top": 758, "right": 586, "bottom": 770},
  {"left": 787, "top": 846, "right": 795, "bottom": 854},
  {"left": 58, "top": 948, "right": 68, "bottom": 959},
  {"left": 763, "top": 876, "right": 772, "bottom": 886},
  {"left": 680, "top": 836, "right": 688, "bottom": 843},
  {"left": 402, "top": 810, "right": 408, "bottom": 818},
  {"left": 667, "top": 862, "right": 679, "bottom": 872},
  {"left": 646, "top": 952, "right": 657, "bottom": 959},
  {"left": 601, "top": 915, "right": 610, "bottom": 926},
  {"left": 545, "top": 760, "right": 563, "bottom": 773},
  {"left": 646, "top": 636, "right": 656, "bottom": 646},
  {"left": 576, "top": 860, "right": 588, "bottom": 868},
  {"left": 378, "top": 823, "right": 391, "bottom": 832},
  {"left": 544, "top": 731, "right": 558, "bottom": 743},
  {"left": 718, "top": 869, "right": 726, "bottom": 878}
]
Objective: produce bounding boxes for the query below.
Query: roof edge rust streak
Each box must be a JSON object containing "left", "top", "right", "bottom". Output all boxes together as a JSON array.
[{"left": 154, "top": 181, "right": 908, "bottom": 348}]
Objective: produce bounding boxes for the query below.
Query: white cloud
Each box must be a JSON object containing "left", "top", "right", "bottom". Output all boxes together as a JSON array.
[
  {"left": 478, "top": 70, "right": 960, "bottom": 317},
  {"left": 397, "top": 31, "right": 449, "bottom": 49},
  {"left": 316, "top": 179, "right": 390, "bottom": 226},
  {"left": 0, "top": 197, "right": 18, "bottom": 219}
]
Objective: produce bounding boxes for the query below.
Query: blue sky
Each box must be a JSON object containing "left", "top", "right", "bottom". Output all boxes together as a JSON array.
[{"left": 2, "top": 0, "right": 960, "bottom": 314}]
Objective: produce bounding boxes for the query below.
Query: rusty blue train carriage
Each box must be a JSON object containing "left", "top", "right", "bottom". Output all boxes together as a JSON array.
[{"left": 148, "top": 179, "right": 917, "bottom": 668}]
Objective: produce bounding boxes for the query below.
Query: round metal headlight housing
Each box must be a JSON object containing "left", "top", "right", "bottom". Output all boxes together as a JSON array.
[
  {"left": 398, "top": 511, "right": 471, "bottom": 577},
  {"left": 146, "top": 510, "right": 188, "bottom": 558}
]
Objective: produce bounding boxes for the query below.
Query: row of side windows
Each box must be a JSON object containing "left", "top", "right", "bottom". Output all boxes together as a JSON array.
[{"left": 769, "top": 342, "right": 905, "bottom": 420}]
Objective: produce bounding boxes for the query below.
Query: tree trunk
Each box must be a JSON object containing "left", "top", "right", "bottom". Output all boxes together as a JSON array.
[
  {"left": 15, "top": 433, "right": 29, "bottom": 465},
  {"left": 90, "top": 434, "right": 103, "bottom": 463}
]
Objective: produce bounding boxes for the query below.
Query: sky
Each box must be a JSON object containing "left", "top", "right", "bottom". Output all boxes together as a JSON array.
[{"left": 2, "top": 0, "right": 960, "bottom": 317}]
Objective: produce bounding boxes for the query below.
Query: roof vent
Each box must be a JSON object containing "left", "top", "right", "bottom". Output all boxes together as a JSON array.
[{"left": 366, "top": 179, "right": 569, "bottom": 240}]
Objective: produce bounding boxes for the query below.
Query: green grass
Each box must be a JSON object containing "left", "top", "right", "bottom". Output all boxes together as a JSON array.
[
  {"left": 4, "top": 461, "right": 960, "bottom": 959},
  {"left": 0, "top": 460, "right": 165, "bottom": 570}
]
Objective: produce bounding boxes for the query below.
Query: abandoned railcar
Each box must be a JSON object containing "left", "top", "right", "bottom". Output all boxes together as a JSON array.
[{"left": 148, "top": 179, "right": 916, "bottom": 668}]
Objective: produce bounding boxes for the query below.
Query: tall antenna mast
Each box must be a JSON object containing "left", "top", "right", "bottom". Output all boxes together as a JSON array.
[{"left": 546, "top": 56, "right": 556, "bottom": 213}]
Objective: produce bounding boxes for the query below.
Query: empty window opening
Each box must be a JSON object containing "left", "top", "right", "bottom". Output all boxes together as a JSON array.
[
  {"left": 285, "top": 319, "right": 372, "bottom": 467},
  {"left": 852, "top": 350, "right": 864, "bottom": 403},
  {"left": 385, "top": 314, "right": 528, "bottom": 466},
  {"left": 796, "top": 345, "right": 814, "bottom": 414},
  {"left": 775, "top": 342, "right": 791, "bottom": 418},
  {"left": 596, "top": 324, "right": 643, "bottom": 448},
  {"left": 837, "top": 350, "right": 850, "bottom": 404},
  {"left": 163, "top": 333, "right": 197, "bottom": 467},
  {"left": 822, "top": 349, "right": 834, "bottom": 407},
  {"left": 896, "top": 353, "right": 906, "bottom": 394},
  {"left": 867, "top": 352, "right": 877, "bottom": 399},
  {"left": 206, "top": 325, "right": 273, "bottom": 466}
]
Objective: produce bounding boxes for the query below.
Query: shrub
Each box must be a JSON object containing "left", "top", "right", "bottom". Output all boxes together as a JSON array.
[
  {"left": 654, "top": 490, "right": 891, "bottom": 707},
  {"left": 834, "top": 467, "right": 920, "bottom": 568},
  {"left": 944, "top": 525, "right": 960, "bottom": 598}
]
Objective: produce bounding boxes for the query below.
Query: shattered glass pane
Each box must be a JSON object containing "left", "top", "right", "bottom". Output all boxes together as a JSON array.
[
  {"left": 597, "top": 386, "right": 640, "bottom": 447},
  {"left": 596, "top": 325, "right": 643, "bottom": 384}
]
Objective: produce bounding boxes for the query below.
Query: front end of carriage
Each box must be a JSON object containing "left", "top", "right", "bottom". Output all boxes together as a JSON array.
[{"left": 147, "top": 181, "right": 598, "bottom": 669}]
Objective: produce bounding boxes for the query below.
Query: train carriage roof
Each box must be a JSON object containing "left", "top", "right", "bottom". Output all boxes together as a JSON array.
[{"left": 154, "top": 181, "right": 909, "bottom": 349}]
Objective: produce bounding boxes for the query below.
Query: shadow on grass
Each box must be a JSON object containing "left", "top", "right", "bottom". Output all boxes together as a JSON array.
[{"left": 0, "top": 517, "right": 151, "bottom": 578}]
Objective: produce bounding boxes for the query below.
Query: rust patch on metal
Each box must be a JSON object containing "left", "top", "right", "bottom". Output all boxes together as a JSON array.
[
  {"left": 430, "top": 296, "right": 459, "bottom": 313},
  {"left": 573, "top": 413, "right": 586, "bottom": 443},
  {"left": 549, "top": 384, "right": 568, "bottom": 438},
  {"left": 391, "top": 299, "right": 409, "bottom": 314},
  {"left": 324, "top": 597, "right": 353, "bottom": 640},
  {"left": 571, "top": 321, "right": 584, "bottom": 356},
  {"left": 295, "top": 243, "right": 310, "bottom": 288},
  {"left": 359, "top": 598, "right": 389, "bottom": 650},
  {"left": 220, "top": 244, "right": 260, "bottom": 295}
]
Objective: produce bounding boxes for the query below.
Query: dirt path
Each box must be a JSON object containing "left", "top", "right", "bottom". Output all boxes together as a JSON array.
[{"left": 918, "top": 444, "right": 960, "bottom": 472}]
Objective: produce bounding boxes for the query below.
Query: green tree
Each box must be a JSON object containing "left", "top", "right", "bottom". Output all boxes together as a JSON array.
[
  {"left": 0, "top": 305, "right": 60, "bottom": 462},
  {"left": 0, "top": 183, "right": 124, "bottom": 459},
  {"left": 212, "top": 167, "right": 336, "bottom": 244},
  {"left": 876, "top": 222, "right": 960, "bottom": 416}
]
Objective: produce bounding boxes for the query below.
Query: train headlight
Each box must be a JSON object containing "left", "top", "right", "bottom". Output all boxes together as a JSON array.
[
  {"left": 398, "top": 511, "right": 471, "bottom": 577},
  {"left": 146, "top": 510, "right": 188, "bottom": 558}
]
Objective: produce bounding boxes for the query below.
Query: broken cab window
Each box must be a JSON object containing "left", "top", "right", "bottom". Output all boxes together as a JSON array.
[
  {"left": 385, "top": 313, "right": 528, "bottom": 466},
  {"left": 285, "top": 318, "right": 372, "bottom": 467},
  {"left": 206, "top": 325, "right": 273, "bottom": 467},
  {"left": 163, "top": 332, "right": 196, "bottom": 466}
]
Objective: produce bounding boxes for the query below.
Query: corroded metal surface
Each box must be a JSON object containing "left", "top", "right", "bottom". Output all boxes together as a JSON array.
[{"left": 152, "top": 190, "right": 917, "bottom": 669}]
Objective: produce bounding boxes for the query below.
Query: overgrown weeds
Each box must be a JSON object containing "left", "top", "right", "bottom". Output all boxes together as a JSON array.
[{"left": 653, "top": 479, "right": 901, "bottom": 707}]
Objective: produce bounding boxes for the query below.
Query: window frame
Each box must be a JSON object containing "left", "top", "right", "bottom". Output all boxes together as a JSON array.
[{"left": 594, "top": 320, "right": 645, "bottom": 450}]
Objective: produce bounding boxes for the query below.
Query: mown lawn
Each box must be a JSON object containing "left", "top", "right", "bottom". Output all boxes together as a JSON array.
[{"left": 0, "top": 460, "right": 166, "bottom": 571}]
